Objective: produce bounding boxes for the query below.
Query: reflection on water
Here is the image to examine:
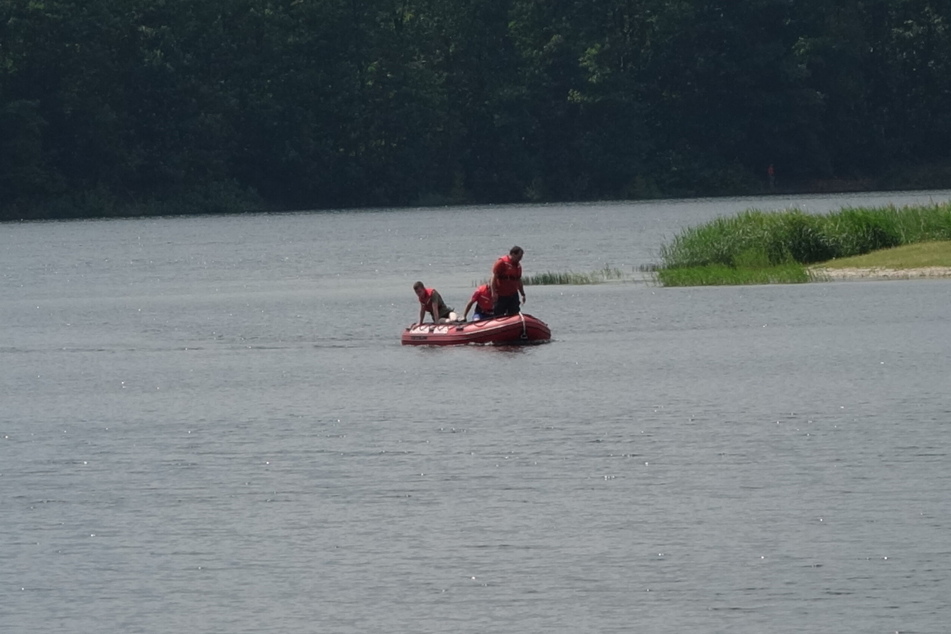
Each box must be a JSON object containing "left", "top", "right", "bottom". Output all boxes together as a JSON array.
[{"left": 2, "top": 192, "right": 951, "bottom": 634}]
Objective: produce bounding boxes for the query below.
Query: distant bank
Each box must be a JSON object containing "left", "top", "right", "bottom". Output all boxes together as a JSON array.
[{"left": 655, "top": 202, "right": 951, "bottom": 286}]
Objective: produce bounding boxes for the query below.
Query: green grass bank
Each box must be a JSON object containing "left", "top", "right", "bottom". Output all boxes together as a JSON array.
[
  {"left": 813, "top": 240, "right": 951, "bottom": 269},
  {"left": 655, "top": 202, "right": 951, "bottom": 286}
]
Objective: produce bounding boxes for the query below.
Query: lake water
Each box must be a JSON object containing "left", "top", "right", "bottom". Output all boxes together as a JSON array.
[{"left": 3, "top": 191, "right": 951, "bottom": 633}]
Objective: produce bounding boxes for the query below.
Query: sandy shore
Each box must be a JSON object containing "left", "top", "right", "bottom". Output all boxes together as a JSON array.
[{"left": 809, "top": 266, "right": 951, "bottom": 281}]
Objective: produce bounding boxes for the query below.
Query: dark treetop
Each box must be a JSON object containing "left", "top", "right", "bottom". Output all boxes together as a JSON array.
[{"left": 2, "top": 0, "right": 950, "bottom": 220}]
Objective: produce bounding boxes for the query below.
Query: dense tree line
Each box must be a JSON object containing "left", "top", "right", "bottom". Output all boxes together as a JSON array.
[{"left": 2, "top": 0, "right": 951, "bottom": 219}]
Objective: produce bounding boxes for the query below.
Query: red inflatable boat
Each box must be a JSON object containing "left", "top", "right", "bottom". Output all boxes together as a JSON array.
[{"left": 401, "top": 313, "right": 551, "bottom": 346}]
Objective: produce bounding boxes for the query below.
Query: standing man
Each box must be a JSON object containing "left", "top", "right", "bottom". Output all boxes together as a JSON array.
[{"left": 491, "top": 246, "right": 525, "bottom": 316}]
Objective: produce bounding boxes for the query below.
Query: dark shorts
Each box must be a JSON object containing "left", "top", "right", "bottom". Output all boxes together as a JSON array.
[
  {"left": 493, "top": 294, "right": 520, "bottom": 316},
  {"left": 473, "top": 309, "right": 494, "bottom": 321}
]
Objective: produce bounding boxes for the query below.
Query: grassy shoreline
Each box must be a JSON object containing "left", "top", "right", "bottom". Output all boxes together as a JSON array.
[
  {"left": 655, "top": 202, "right": 951, "bottom": 286},
  {"left": 809, "top": 241, "right": 951, "bottom": 281}
]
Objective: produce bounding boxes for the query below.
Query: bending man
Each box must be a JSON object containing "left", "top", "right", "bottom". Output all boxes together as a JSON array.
[{"left": 463, "top": 283, "right": 494, "bottom": 321}]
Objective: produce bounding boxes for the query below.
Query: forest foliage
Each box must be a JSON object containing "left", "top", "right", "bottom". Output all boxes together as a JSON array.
[{"left": 2, "top": 0, "right": 951, "bottom": 219}]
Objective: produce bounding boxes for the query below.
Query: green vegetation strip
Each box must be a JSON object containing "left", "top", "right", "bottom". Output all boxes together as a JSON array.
[
  {"left": 477, "top": 267, "right": 626, "bottom": 286},
  {"left": 523, "top": 267, "right": 625, "bottom": 285},
  {"left": 656, "top": 202, "right": 951, "bottom": 286}
]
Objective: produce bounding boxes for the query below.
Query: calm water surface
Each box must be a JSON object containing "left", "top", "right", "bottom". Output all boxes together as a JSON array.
[{"left": 3, "top": 192, "right": 951, "bottom": 633}]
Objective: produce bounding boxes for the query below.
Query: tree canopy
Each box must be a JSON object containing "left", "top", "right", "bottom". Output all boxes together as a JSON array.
[{"left": 2, "top": 0, "right": 950, "bottom": 219}]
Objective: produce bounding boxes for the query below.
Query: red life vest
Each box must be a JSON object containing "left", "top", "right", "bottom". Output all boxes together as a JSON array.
[
  {"left": 471, "top": 284, "right": 493, "bottom": 311},
  {"left": 417, "top": 287, "right": 435, "bottom": 307}
]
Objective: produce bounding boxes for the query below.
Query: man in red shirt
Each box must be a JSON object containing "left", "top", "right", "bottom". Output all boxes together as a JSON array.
[
  {"left": 463, "top": 283, "right": 494, "bottom": 321},
  {"left": 491, "top": 246, "right": 525, "bottom": 316}
]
